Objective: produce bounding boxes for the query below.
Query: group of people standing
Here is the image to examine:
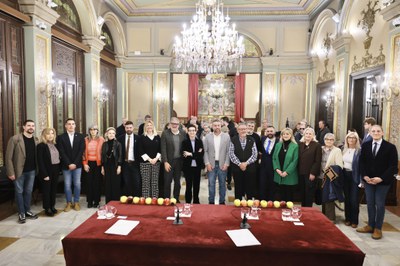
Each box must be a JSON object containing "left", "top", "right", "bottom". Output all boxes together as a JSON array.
[{"left": 5, "top": 116, "right": 398, "bottom": 241}]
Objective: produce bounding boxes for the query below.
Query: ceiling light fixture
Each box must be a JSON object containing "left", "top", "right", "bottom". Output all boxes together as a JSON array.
[{"left": 173, "top": 0, "right": 245, "bottom": 75}]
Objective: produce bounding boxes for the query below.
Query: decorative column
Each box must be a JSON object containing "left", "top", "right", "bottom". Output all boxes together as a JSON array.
[
  {"left": 82, "top": 37, "right": 105, "bottom": 129},
  {"left": 380, "top": 1, "right": 400, "bottom": 151},
  {"left": 332, "top": 33, "right": 352, "bottom": 141},
  {"left": 19, "top": 0, "right": 59, "bottom": 134}
]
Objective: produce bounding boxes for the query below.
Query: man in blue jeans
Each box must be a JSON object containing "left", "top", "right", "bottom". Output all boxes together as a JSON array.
[
  {"left": 6, "top": 120, "right": 39, "bottom": 224},
  {"left": 57, "top": 118, "right": 85, "bottom": 212},
  {"left": 203, "top": 119, "right": 231, "bottom": 204},
  {"left": 357, "top": 125, "right": 398, "bottom": 240}
]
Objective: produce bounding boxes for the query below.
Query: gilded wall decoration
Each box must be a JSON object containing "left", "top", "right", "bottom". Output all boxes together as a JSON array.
[
  {"left": 389, "top": 35, "right": 400, "bottom": 146},
  {"left": 352, "top": 0, "right": 385, "bottom": 72},
  {"left": 263, "top": 73, "right": 276, "bottom": 125},
  {"left": 36, "top": 36, "right": 49, "bottom": 133},
  {"left": 157, "top": 72, "right": 168, "bottom": 131},
  {"left": 336, "top": 59, "right": 345, "bottom": 136},
  {"left": 318, "top": 32, "right": 335, "bottom": 83}
]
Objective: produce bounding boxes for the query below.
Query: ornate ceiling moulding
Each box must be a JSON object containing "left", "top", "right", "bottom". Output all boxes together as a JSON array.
[
  {"left": 351, "top": 0, "right": 385, "bottom": 73},
  {"left": 318, "top": 32, "right": 335, "bottom": 83},
  {"left": 111, "top": 0, "right": 321, "bottom": 18}
]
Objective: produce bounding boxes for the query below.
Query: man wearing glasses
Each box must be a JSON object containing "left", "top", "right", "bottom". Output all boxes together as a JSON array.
[
  {"left": 295, "top": 121, "right": 307, "bottom": 143},
  {"left": 161, "top": 117, "right": 186, "bottom": 200}
]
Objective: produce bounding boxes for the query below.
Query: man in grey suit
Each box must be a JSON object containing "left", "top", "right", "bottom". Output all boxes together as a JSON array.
[
  {"left": 203, "top": 119, "right": 231, "bottom": 204},
  {"left": 161, "top": 117, "right": 186, "bottom": 200},
  {"left": 6, "top": 120, "right": 39, "bottom": 224}
]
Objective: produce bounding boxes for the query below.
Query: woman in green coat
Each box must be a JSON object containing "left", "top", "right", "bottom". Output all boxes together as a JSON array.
[{"left": 272, "top": 128, "right": 299, "bottom": 201}]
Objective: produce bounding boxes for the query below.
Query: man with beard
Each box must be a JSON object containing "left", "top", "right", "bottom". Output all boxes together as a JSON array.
[
  {"left": 6, "top": 120, "right": 39, "bottom": 223},
  {"left": 118, "top": 121, "right": 141, "bottom": 196},
  {"left": 259, "top": 126, "right": 278, "bottom": 200}
]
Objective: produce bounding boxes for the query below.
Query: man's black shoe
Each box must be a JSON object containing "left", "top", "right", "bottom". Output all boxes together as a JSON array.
[
  {"left": 88, "top": 203, "right": 93, "bottom": 208},
  {"left": 18, "top": 213, "right": 26, "bottom": 224},
  {"left": 45, "top": 209, "right": 54, "bottom": 217},
  {"left": 25, "top": 211, "right": 38, "bottom": 220},
  {"left": 51, "top": 208, "right": 58, "bottom": 214},
  {"left": 227, "top": 184, "right": 232, "bottom": 190}
]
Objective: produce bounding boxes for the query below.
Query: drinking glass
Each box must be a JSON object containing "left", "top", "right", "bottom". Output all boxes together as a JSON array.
[
  {"left": 183, "top": 203, "right": 192, "bottom": 215},
  {"left": 291, "top": 207, "right": 302, "bottom": 220},
  {"left": 97, "top": 205, "right": 107, "bottom": 219},
  {"left": 281, "top": 209, "right": 291, "bottom": 221},
  {"left": 241, "top": 207, "right": 249, "bottom": 219}
]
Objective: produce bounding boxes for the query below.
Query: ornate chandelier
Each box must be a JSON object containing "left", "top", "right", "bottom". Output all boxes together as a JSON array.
[{"left": 174, "top": 0, "right": 245, "bottom": 74}]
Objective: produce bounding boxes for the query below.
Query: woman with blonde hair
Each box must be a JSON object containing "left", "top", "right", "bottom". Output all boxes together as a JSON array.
[
  {"left": 37, "top": 128, "right": 60, "bottom": 216},
  {"left": 272, "top": 128, "right": 299, "bottom": 201},
  {"left": 83, "top": 125, "right": 104, "bottom": 208},
  {"left": 342, "top": 131, "right": 362, "bottom": 228},
  {"left": 138, "top": 120, "right": 161, "bottom": 198},
  {"left": 298, "top": 127, "right": 322, "bottom": 207},
  {"left": 101, "top": 127, "right": 122, "bottom": 203}
]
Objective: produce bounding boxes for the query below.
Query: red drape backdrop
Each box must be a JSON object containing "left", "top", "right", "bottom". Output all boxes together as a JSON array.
[
  {"left": 235, "top": 73, "right": 245, "bottom": 123},
  {"left": 188, "top": 74, "right": 199, "bottom": 118}
]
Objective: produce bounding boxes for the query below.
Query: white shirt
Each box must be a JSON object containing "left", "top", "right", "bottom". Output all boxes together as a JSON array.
[
  {"left": 343, "top": 148, "right": 355, "bottom": 170},
  {"left": 263, "top": 137, "right": 275, "bottom": 154},
  {"left": 68, "top": 132, "right": 74, "bottom": 147},
  {"left": 372, "top": 139, "right": 382, "bottom": 155},
  {"left": 126, "top": 134, "right": 134, "bottom": 161},
  {"left": 213, "top": 133, "right": 221, "bottom": 161}
]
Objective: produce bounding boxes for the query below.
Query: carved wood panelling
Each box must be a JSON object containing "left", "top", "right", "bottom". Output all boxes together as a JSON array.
[{"left": 53, "top": 41, "right": 75, "bottom": 77}]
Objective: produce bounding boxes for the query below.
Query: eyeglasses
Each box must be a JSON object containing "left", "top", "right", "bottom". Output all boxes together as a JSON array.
[
  {"left": 188, "top": 129, "right": 196, "bottom": 132},
  {"left": 89, "top": 128, "right": 98, "bottom": 130},
  {"left": 299, "top": 128, "right": 305, "bottom": 130},
  {"left": 325, "top": 139, "right": 335, "bottom": 141},
  {"left": 170, "top": 123, "right": 179, "bottom": 126}
]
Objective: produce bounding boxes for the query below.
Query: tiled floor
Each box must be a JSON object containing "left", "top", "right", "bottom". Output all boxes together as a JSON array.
[{"left": 0, "top": 177, "right": 399, "bottom": 266}]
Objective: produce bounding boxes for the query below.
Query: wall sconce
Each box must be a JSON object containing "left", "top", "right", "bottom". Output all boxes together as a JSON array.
[
  {"left": 323, "top": 86, "right": 335, "bottom": 109},
  {"left": 40, "top": 72, "right": 63, "bottom": 99},
  {"left": 264, "top": 91, "right": 276, "bottom": 107},
  {"left": 95, "top": 84, "right": 109, "bottom": 103}
]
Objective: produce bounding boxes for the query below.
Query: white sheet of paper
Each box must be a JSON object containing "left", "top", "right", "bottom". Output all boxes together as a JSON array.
[
  {"left": 293, "top": 222, "right": 304, "bottom": 226},
  {"left": 117, "top": 216, "right": 127, "bottom": 219},
  {"left": 166, "top": 217, "right": 175, "bottom": 220},
  {"left": 241, "top": 213, "right": 259, "bottom": 220},
  {"left": 226, "top": 229, "right": 261, "bottom": 247},
  {"left": 105, "top": 220, "right": 139, "bottom": 236}
]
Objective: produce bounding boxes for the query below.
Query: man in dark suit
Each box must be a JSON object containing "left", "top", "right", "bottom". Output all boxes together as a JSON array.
[
  {"left": 361, "top": 116, "right": 376, "bottom": 144},
  {"left": 357, "top": 125, "right": 398, "bottom": 240},
  {"left": 259, "top": 126, "right": 278, "bottom": 201},
  {"left": 116, "top": 117, "right": 128, "bottom": 138},
  {"left": 316, "top": 120, "right": 330, "bottom": 145},
  {"left": 138, "top": 115, "right": 151, "bottom": 135},
  {"left": 161, "top": 117, "right": 186, "bottom": 200},
  {"left": 57, "top": 118, "right": 85, "bottom": 212},
  {"left": 117, "top": 121, "right": 141, "bottom": 197}
]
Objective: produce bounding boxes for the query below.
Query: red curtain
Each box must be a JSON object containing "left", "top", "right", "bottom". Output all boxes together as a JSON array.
[
  {"left": 188, "top": 74, "right": 199, "bottom": 118},
  {"left": 235, "top": 74, "right": 245, "bottom": 123}
]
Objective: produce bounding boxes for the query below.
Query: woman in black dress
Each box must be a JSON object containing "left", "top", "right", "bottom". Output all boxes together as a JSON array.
[
  {"left": 101, "top": 127, "right": 122, "bottom": 203},
  {"left": 37, "top": 128, "right": 60, "bottom": 216}
]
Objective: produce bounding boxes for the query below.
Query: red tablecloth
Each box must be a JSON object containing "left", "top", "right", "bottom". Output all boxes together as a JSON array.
[{"left": 62, "top": 202, "right": 365, "bottom": 266}]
